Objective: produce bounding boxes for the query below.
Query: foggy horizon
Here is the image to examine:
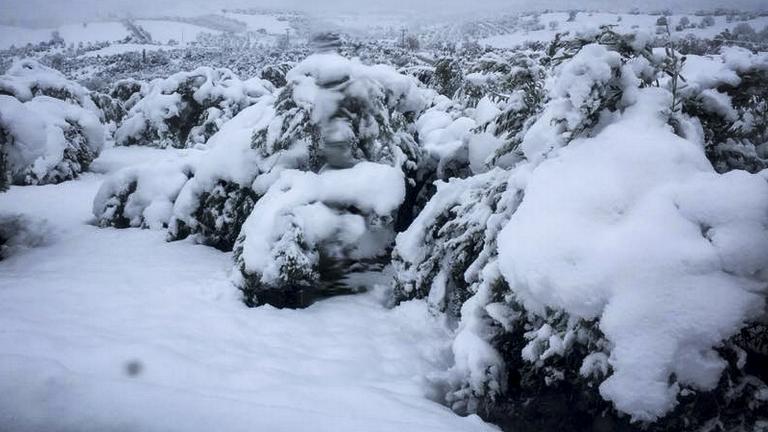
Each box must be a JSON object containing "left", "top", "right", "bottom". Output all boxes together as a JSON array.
[{"left": 2, "top": 0, "right": 767, "bottom": 27}]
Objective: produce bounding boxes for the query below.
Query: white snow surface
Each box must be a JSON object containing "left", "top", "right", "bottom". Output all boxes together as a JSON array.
[{"left": 0, "top": 148, "right": 495, "bottom": 432}]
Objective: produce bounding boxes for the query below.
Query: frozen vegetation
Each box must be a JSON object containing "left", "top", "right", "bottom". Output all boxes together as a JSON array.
[{"left": 1, "top": 7, "right": 768, "bottom": 432}]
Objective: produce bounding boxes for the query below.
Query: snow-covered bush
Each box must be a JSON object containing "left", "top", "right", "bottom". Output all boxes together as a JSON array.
[
  {"left": 234, "top": 163, "right": 405, "bottom": 307},
  {"left": 497, "top": 89, "right": 768, "bottom": 423},
  {"left": 432, "top": 57, "right": 464, "bottom": 98},
  {"left": 676, "top": 47, "right": 768, "bottom": 173},
  {"left": 115, "top": 67, "right": 272, "bottom": 148},
  {"left": 0, "top": 60, "right": 100, "bottom": 115},
  {"left": 109, "top": 78, "right": 143, "bottom": 107},
  {"left": 0, "top": 60, "right": 105, "bottom": 185},
  {"left": 392, "top": 31, "right": 768, "bottom": 430},
  {"left": 90, "top": 91, "right": 126, "bottom": 126},
  {"left": 0, "top": 95, "right": 104, "bottom": 185},
  {"left": 167, "top": 99, "right": 276, "bottom": 251},
  {"left": 259, "top": 62, "right": 294, "bottom": 88},
  {"left": 232, "top": 53, "right": 436, "bottom": 306},
  {"left": 93, "top": 158, "right": 195, "bottom": 229}
]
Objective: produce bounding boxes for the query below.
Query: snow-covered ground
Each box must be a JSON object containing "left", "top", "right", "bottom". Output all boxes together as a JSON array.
[
  {"left": 223, "top": 12, "right": 292, "bottom": 34},
  {"left": 0, "top": 147, "right": 494, "bottom": 432},
  {"left": 135, "top": 20, "right": 221, "bottom": 45},
  {"left": 0, "top": 21, "right": 130, "bottom": 50}
]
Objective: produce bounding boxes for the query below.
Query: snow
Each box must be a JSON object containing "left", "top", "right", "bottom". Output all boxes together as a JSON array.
[
  {"left": 57, "top": 22, "right": 129, "bottom": 46},
  {"left": 223, "top": 12, "right": 291, "bottom": 34},
  {"left": 135, "top": 20, "right": 220, "bottom": 44},
  {"left": 0, "top": 25, "right": 53, "bottom": 49},
  {"left": 0, "top": 21, "right": 129, "bottom": 50},
  {"left": 81, "top": 43, "right": 175, "bottom": 57},
  {"left": 496, "top": 88, "right": 768, "bottom": 421},
  {"left": 0, "top": 151, "right": 495, "bottom": 432},
  {"left": 481, "top": 13, "right": 768, "bottom": 49},
  {"left": 238, "top": 162, "right": 406, "bottom": 284},
  {"left": 115, "top": 66, "right": 271, "bottom": 148},
  {"left": 0, "top": 94, "right": 104, "bottom": 184}
]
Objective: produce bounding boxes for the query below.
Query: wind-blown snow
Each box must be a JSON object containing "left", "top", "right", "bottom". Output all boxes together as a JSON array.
[{"left": 0, "top": 149, "right": 494, "bottom": 432}]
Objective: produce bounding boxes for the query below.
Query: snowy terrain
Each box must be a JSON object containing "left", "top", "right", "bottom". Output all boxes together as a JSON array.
[
  {"left": 0, "top": 147, "right": 494, "bottom": 432},
  {"left": 1, "top": 5, "right": 767, "bottom": 432}
]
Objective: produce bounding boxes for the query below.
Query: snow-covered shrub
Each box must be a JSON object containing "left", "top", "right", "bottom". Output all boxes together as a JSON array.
[
  {"left": 232, "top": 53, "right": 436, "bottom": 306},
  {"left": 89, "top": 91, "right": 126, "bottom": 126},
  {"left": 259, "top": 63, "right": 293, "bottom": 88},
  {"left": 93, "top": 158, "right": 194, "bottom": 229},
  {"left": 432, "top": 57, "right": 464, "bottom": 98},
  {"left": 252, "top": 53, "right": 431, "bottom": 171},
  {"left": 0, "top": 60, "right": 104, "bottom": 188},
  {"left": 109, "top": 78, "right": 143, "bottom": 106},
  {"left": 115, "top": 67, "right": 272, "bottom": 148},
  {"left": 393, "top": 32, "right": 768, "bottom": 430},
  {"left": 0, "top": 60, "right": 105, "bottom": 185},
  {"left": 234, "top": 163, "right": 405, "bottom": 307},
  {"left": 0, "top": 95, "right": 104, "bottom": 185},
  {"left": 0, "top": 59, "right": 100, "bottom": 115},
  {"left": 167, "top": 99, "right": 276, "bottom": 251},
  {"left": 676, "top": 47, "right": 768, "bottom": 173}
]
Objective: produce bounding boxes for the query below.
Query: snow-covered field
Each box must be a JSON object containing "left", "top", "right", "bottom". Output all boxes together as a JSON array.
[
  {"left": 0, "top": 21, "right": 131, "bottom": 50},
  {"left": 135, "top": 20, "right": 221, "bottom": 45},
  {"left": 0, "top": 147, "right": 494, "bottom": 432},
  {"left": 223, "top": 12, "right": 292, "bottom": 34}
]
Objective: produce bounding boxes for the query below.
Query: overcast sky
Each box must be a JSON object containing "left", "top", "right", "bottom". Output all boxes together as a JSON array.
[{"left": 1, "top": 0, "right": 766, "bottom": 27}]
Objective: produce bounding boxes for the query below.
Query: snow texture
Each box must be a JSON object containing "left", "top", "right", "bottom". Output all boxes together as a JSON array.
[
  {"left": 497, "top": 88, "right": 768, "bottom": 421},
  {"left": 115, "top": 67, "right": 272, "bottom": 148}
]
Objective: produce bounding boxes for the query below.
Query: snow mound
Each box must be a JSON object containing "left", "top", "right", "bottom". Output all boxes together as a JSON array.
[
  {"left": 497, "top": 88, "right": 768, "bottom": 421},
  {"left": 115, "top": 67, "right": 272, "bottom": 148}
]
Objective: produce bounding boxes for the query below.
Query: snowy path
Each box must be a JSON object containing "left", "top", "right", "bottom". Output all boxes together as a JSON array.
[{"left": 0, "top": 150, "right": 494, "bottom": 432}]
